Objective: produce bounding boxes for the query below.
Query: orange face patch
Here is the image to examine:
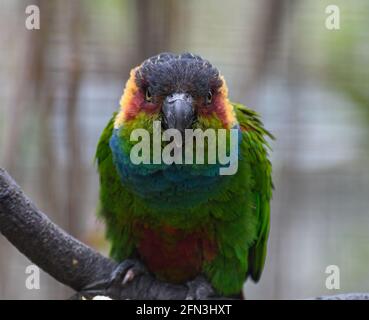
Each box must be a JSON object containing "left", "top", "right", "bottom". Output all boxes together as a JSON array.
[{"left": 196, "top": 76, "right": 237, "bottom": 129}]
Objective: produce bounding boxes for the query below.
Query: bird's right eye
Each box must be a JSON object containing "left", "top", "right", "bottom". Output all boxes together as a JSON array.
[
  {"left": 145, "top": 87, "right": 153, "bottom": 102},
  {"left": 206, "top": 90, "right": 213, "bottom": 105}
]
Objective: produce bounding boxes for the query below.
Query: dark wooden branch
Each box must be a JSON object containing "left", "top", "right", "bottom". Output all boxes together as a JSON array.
[
  {"left": 0, "top": 167, "right": 368, "bottom": 300},
  {"left": 0, "top": 168, "right": 189, "bottom": 299},
  {"left": 313, "top": 293, "right": 369, "bottom": 300}
]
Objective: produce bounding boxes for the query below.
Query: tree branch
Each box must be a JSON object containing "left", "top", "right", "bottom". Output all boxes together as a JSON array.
[
  {"left": 312, "top": 293, "right": 369, "bottom": 300},
  {"left": 0, "top": 167, "right": 368, "bottom": 300},
  {"left": 0, "top": 168, "right": 189, "bottom": 299}
]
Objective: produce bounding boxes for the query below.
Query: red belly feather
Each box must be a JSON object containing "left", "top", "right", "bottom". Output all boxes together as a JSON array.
[{"left": 133, "top": 222, "right": 217, "bottom": 283}]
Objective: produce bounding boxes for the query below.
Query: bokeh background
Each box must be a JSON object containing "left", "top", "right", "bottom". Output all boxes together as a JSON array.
[{"left": 0, "top": 0, "right": 368, "bottom": 299}]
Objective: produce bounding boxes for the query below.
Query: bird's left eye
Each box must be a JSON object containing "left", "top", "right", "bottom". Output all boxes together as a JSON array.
[
  {"left": 206, "top": 91, "right": 212, "bottom": 104},
  {"left": 145, "top": 87, "right": 153, "bottom": 102}
]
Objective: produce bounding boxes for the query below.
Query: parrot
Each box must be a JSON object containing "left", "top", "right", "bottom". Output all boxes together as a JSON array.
[{"left": 95, "top": 52, "right": 274, "bottom": 298}]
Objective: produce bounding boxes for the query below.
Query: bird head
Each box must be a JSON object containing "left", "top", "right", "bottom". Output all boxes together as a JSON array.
[{"left": 114, "top": 52, "right": 237, "bottom": 133}]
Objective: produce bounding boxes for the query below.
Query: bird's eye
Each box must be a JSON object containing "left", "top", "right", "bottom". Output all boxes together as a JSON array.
[
  {"left": 206, "top": 91, "right": 212, "bottom": 104},
  {"left": 145, "top": 87, "right": 153, "bottom": 102}
]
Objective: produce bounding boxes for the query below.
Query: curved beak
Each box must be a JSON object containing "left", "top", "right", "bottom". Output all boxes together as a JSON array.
[{"left": 162, "top": 93, "right": 194, "bottom": 133}]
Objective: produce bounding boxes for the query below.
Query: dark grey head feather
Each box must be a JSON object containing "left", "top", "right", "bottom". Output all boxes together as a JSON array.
[{"left": 135, "top": 52, "right": 223, "bottom": 98}]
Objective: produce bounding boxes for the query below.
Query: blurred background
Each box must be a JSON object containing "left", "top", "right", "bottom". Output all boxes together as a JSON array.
[{"left": 0, "top": 0, "right": 368, "bottom": 299}]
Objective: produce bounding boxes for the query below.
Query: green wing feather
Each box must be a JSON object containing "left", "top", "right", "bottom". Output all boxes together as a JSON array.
[
  {"left": 95, "top": 112, "right": 135, "bottom": 260},
  {"left": 233, "top": 103, "right": 274, "bottom": 282}
]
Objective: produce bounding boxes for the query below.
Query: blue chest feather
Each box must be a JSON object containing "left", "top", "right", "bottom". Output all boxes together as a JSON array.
[{"left": 109, "top": 127, "right": 241, "bottom": 209}]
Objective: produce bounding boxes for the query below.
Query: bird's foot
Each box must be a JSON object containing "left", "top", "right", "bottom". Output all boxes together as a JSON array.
[
  {"left": 185, "top": 275, "right": 216, "bottom": 300},
  {"left": 80, "top": 259, "right": 148, "bottom": 299},
  {"left": 108, "top": 259, "right": 147, "bottom": 290},
  {"left": 108, "top": 259, "right": 148, "bottom": 296}
]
